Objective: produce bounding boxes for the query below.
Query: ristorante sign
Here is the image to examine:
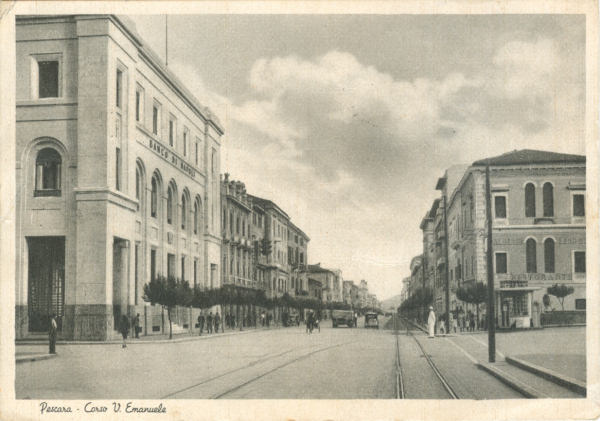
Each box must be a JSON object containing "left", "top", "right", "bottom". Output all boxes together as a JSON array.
[
  {"left": 498, "top": 273, "right": 572, "bottom": 282},
  {"left": 147, "top": 138, "right": 196, "bottom": 179}
]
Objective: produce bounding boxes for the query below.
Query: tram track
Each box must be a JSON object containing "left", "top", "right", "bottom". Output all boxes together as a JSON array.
[
  {"left": 163, "top": 339, "right": 360, "bottom": 399},
  {"left": 394, "top": 316, "right": 459, "bottom": 399}
]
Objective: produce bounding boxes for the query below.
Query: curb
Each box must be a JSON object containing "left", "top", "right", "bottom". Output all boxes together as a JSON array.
[
  {"left": 476, "top": 361, "right": 547, "bottom": 398},
  {"left": 505, "top": 356, "right": 586, "bottom": 397},
  {"left": 16, "top": 326, "right": 283, "bottom": 346},
  {"left": 16, "top": 353, "right": 58, "bottom": 364}
]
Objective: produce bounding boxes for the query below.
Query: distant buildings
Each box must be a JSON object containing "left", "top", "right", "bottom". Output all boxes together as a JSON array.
[{"left": 404, "top": 149, "right": 586, "bottom": 329}]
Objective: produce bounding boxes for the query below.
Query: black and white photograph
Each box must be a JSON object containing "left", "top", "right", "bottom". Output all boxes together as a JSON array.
[{"left": 0, "top": 1, "right": 598, "bottom": 420}]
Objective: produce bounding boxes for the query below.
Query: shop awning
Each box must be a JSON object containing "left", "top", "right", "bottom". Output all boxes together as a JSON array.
[{"left": 498, "top": 287, "right": 541, "bottom": 292}]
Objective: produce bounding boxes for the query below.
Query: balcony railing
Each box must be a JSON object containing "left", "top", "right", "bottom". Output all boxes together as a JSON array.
[{"left": 223, "top": 275, "right": 260, "bottom": 289}]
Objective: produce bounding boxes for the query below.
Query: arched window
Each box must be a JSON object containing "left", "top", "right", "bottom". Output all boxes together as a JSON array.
[
  {"left": 525, "top": 183, "right": 536, "bottom": 217},
  {"left": 167, "top": 187, "right": 174, "bottom": 225},
  {"left": 135, "top": 168, "right": 141, "bottom": 201},
  {"left": 35, "top": 148, "right": 61, "bottom": 196},
  {"left": 544, "top": 238, "right": 555, "bottom": 273},
  {"left": 526, "top": 238, "right": 537, "bottom": 273},
  {"left": 195, "top": 202, "right": 200, "bottom": 235},
  {"left": 181, "top": 194, "right": 187, "bottom": 230},
  {"left": 151, "top": 177, "right": 158, "bottom": 218},
  {"left": 543, "top": 182, "right": 554, "bottom": 217}
]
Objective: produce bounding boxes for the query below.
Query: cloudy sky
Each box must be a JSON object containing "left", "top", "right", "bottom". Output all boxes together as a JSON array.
[{"left": 128, "top": 14, "right": 585, "bottom": 300}]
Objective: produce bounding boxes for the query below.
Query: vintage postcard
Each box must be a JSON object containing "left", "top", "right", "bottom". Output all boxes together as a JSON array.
[{"left": 0, "top": 1, "right": 598, "bottom": 420}]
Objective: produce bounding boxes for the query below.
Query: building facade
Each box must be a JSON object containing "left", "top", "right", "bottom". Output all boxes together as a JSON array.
[
  {"left": 15, "top": 15, "right": 223, "bottom": 340},
  {"left": 436, "top": 150, "right": 586, "bottom": 328}
]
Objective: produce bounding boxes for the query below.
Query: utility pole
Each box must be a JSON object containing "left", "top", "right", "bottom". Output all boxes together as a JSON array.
[
  {"left": 443, "top": 192, "right": 450, "bottom": 334},
  {"left": 485, "top": 162, "right": 496, "bottom": 362},
  {"left": 421, "top": 253, "right": 426, "bottom": 323}
]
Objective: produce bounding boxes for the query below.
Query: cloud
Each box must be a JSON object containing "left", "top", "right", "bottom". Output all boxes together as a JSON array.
[
  {"left": 172, "top": 41, "right": 583, "bottom": 300},
  {"left": 492, "top": 38, "right": 559, "bottom": 100}
]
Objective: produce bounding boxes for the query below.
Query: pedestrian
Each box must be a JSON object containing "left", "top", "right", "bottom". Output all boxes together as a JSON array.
[
  {"left": 261, "top": 312, "right": 265, "bottom": 327},
  {"left": 48, "top": 314, "right": 58, "bottom": 354},
  {"left": 231, "top": 313, "right": 236, "bottom": 329},
  {"left": 469, "top": 311, "right": 475, "bottom": 332},
  {"left": 215, "top": 311, "right": 222, "bottom": 333},
  {"left": 197, "top": 312, "right": 205, "bottom": 335},
  {"left": 119, "top": 314, "right": 130, "bottom": 348},
  {"left": 438, "top": 315, "right": 446, "bottom": 335},
  {"left": 225, "top": 313, "right": 230, "bottom": 329},
  {"left": 207, "top": 312, "right": 213, "bottom": 334},
  {"left": 452, "top": 312, "right": 458, "bottom": 334},
  {"left": 133, "top": 313, "right": 141, "bottom": 339},
  {"left": 427, "top": 306, "right": 436, "bottom": 338}
]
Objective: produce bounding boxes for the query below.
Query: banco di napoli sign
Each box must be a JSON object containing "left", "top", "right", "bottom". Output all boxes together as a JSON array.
[{"left": 146, "top": 138, "right": 196, "bottom": 179}]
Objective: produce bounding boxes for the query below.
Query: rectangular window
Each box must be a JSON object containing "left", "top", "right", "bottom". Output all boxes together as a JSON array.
[
  {"left": 573, "top": 194, "right": 585, "bottom": 217},
  {"left": 116, "top": 69, "right": 122, "bottom": 108},
  {"left": 194, "top": 258, "right": 198, "bottom": 287},
  {"left": 574, "top": 251, "right": 586, "bottom": 273},
  {"left": 495, "top": 253, "right": 507, "bottom": 274},
  {"left": 38, "top": 60, "right": 59, "bottom": 98},
  {"left": 494, "top": 195, "right": 507, "bottom": 219},
  {"left": 183, "top": 129, "right": 188, "bottom": 156},
  {"left": 152, "top": 103, "right": 160, "bottom": 135},
  {"left": 169, "top": 117, "right": 176, "bottom": 147},
  {"left": 150, "top": 249, "right": 157, "bottom": 281},
  {"left": 115, "top": 147, "right": 121, "bottom": 191},
  {"left": 181, "top": 256, "right": 186, "bottom": 281},
  {"left": 135, "top": 86, "right": 144, "bottom": 122},
  {"left": 167, "top": 253, "right": 176, "bottom": 278},
  {"left": 211, "top": 148, "right": 216, "bottom": 174},
  {"left": 195, "top": 139, "right": 199, "bottom": 165},
  {"left": 575, "top": 299, "right": 586, "bottom": 310}
]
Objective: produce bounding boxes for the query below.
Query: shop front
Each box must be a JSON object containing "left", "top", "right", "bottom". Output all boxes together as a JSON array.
[{"left": 497, "top": 280, "right": 540, "bottom": 329}]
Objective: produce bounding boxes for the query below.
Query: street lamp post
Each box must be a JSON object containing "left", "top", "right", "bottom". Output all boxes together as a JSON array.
[{"left": 485, "top": 162, "right": 496, "bottom": 362}]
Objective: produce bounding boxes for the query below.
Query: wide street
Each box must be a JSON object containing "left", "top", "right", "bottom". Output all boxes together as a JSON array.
[{"left": 16, "top": 319, "right": 585, "bottom": 400}]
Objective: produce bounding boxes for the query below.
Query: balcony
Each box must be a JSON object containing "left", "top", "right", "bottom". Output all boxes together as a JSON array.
[{"left": 224, "top": 275, "right": 260, "bottom": 289}]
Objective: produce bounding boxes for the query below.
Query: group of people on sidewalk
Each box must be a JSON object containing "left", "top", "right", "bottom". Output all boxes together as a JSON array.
[
  {"left": 197, "top": 311, "right": 225, "bottom": 335},
  {"left": 427, "top": 306, "right": 483, "bottom": 338}
]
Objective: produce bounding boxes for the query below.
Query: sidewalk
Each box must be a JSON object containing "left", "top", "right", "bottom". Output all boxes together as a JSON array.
[
  {"left": 407, "top": 320, "right": 585, "bottom": 397},
  {"left": 16, "top": 324, "right": 284, "bottom": 362}
]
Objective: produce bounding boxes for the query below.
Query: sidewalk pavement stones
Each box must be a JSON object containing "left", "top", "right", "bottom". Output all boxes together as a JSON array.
[{"left": 505, "top": 355, "right": 586, "bottom": 396}]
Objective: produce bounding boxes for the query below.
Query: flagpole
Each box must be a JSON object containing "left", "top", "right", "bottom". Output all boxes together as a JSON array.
[{"left": 165, "top": 15, "right": 168, "bottom": 67}]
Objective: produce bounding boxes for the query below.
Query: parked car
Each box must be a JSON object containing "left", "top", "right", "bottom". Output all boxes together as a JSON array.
[
  {"left": 331, "top": 309, "right": 355, "bottom": 328},
  {"left": 364, "top": 312, "right": 379, "bottom": 329}
]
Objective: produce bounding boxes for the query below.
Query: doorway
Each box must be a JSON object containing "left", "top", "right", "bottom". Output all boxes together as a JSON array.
[{"left": 27, "top": 236, "right": 65, "bottom": 332}]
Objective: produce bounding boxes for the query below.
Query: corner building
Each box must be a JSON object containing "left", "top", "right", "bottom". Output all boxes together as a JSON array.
[
  {"left": 446, "top": 150, "right": 586, "bottom": 328},
  {"left": 15, "top": 15, "right": 223, "bottom": 340}
]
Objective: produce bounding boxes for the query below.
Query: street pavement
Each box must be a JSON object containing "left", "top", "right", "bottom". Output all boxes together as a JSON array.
[{"left": 15, "top": 319, "right": 584, "bottom": 400}]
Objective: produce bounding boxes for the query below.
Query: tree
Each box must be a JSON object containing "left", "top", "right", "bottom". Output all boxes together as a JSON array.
[
  {"left": 547, "top": 284, "right": 574, "bottom": 311},
  {"left": 143, "top": 275, "right": 190, "bottom": 339},
  {"left": 456, "top": 282, "right": 487, "bottom": 328}
]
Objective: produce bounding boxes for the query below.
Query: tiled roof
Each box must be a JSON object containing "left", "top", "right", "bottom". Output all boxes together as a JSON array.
[{"left": 472, "top": 149, "right": 585, "bottom": 166}]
